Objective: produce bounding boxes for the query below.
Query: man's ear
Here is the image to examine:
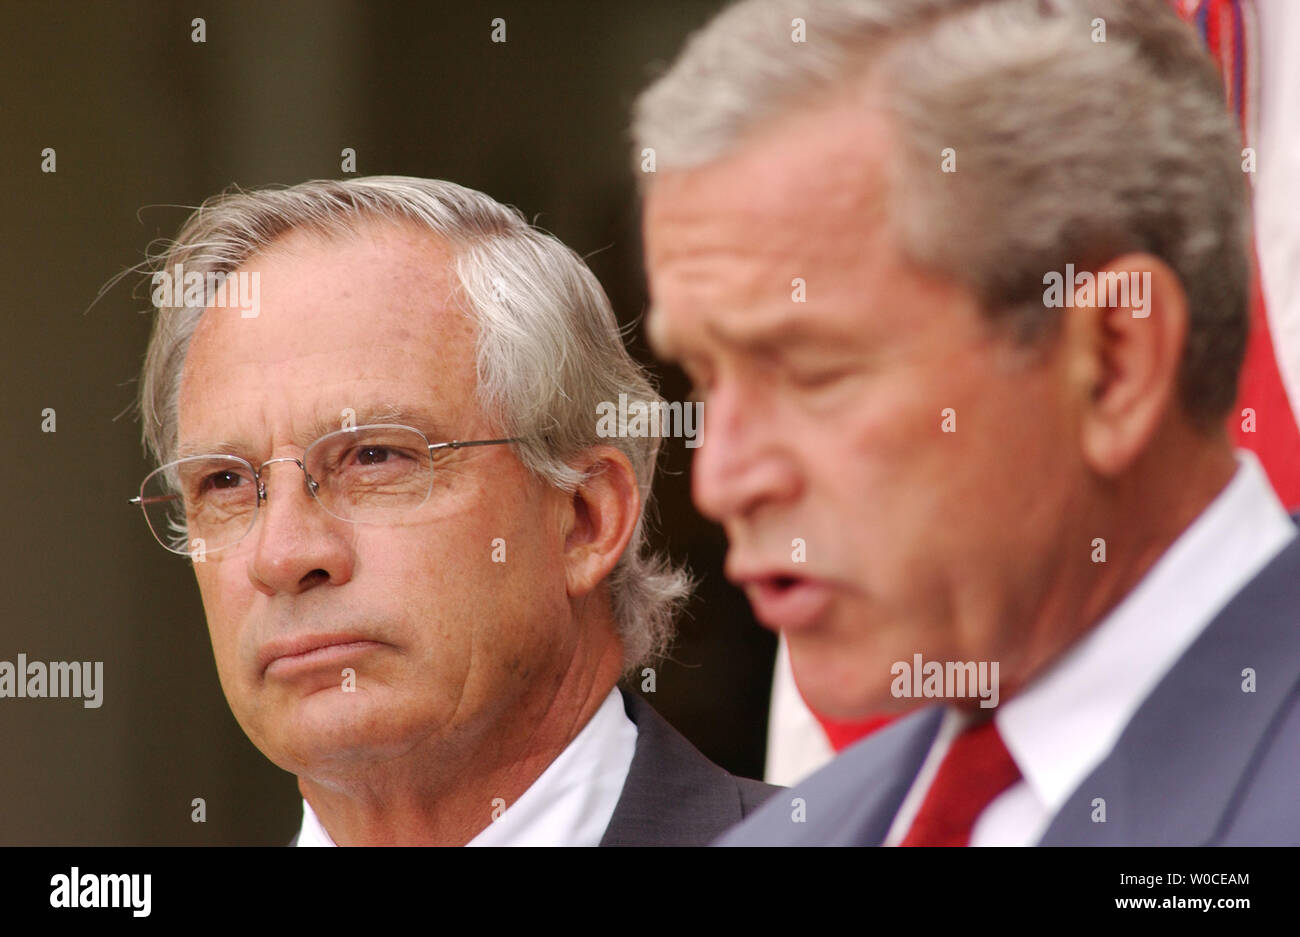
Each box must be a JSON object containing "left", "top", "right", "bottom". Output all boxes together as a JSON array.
[
  {"left": 1069, "top": 253, "right": 1189, "bottom": 477},
  {"left": 561, "top": 446, "right": 640, "bottom": 599}
]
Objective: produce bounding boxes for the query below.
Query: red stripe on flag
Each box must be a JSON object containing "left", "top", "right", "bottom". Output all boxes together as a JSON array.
[{"left": 1233, "top": 260, "right": 1300, "bottom": 509}]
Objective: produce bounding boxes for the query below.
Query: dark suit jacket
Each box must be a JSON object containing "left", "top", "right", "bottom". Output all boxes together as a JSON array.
[
  {"left": 287, "top": 686, "right": 779, "bottom": 845},
  {"left": 599, "top": 687, "right": 779, "bottom": 845},
  {"left": 719, "top": 515, "right": 1300, "bottom": 846}
]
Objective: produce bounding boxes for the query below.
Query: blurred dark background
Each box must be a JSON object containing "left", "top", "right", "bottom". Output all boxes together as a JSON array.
[{"left": 0, "top": 0, "right": 777, "bottom": 845}]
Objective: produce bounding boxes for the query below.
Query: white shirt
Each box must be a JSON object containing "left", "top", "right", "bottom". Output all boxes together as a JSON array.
[
  {"left": 765, "top": 636, "right": 835, "bottom": 786},
  {"left": 884, "top": 450, "right": 1296, "bottom": 846},
  {"left": 295, "top": 686, "right": 638, "bottom": 846}
]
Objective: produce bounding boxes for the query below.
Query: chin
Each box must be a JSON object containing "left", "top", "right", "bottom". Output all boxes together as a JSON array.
[
  {"left": 787, "top": 638, "right": 918, "bottom": 721},
  {"left": 254, "top": 691, "right": 417, "bottom": 773},
  {"left": 801, "top": 679, "right": 905, "bottom": 722}
]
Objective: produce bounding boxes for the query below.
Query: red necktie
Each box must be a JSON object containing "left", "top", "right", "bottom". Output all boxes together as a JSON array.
[{"left": 900, "top": 718, "right": 1021, "bottom": 847}]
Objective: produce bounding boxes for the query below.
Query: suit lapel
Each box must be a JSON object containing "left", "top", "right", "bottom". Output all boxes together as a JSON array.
[
  {"left": 1041, "top": 527, "right": 1300, "bottom": 845},
  {"left": 713, "top": 702, "right": 945, "bottom": 846},
  {"left": 823, "top": 705, "right": 945, "bottom": 845},
  {"left": 599, "top": 688, "right": 748, "bottom": 845}
]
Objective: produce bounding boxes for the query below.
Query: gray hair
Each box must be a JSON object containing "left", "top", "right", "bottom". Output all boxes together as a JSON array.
[
  {"left": 136, "top": 175, "right": 691, "bottom": 671},
  {"left": 633, "top": 0, "right": 1250, "bottom": 428}
]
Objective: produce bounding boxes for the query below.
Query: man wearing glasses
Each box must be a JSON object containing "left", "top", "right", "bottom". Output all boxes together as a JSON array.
[{"left": 129, "top": 175, "right": 775, "bottom": 846}]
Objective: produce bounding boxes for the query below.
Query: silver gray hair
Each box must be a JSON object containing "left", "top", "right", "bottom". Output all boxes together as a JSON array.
[
  {"left": 633, "top": 0, "right": 1250, "bottom": 428},
  {"left": 136, "top": 175, "right": 692, "bottom": 671}
]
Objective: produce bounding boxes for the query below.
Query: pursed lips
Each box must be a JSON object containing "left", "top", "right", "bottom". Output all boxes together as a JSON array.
[{"left": 257, "top": 633, "right": 387, "bottom": 677}]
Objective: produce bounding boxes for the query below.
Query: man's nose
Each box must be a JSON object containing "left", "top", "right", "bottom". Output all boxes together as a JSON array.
[
  {"left": 246, "top": 460, "right": 352, "bottom": 595},
  {"left": 690, "top": 382, "right": 800, "bottom": 523}
]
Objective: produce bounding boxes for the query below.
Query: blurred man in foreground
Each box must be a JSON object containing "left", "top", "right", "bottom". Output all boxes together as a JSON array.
[
  {"left": 636, "top": 0, "right": 1300, "bottom": 844},
  {"left": 131, "top": 175, "right": 775, "bottom": 845}
]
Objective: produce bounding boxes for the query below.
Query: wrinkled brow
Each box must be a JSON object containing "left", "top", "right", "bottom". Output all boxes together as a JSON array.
[{"left": 175, "top": 403, "right": 453, "bottom": 460}]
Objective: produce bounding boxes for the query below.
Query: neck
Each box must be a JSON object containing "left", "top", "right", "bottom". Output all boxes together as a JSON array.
[
  {"left": 992, "top": 432, "right": 1239, "bottom": 705},
  {"left": 299, "top": 618, "right": 625, "bottom": 846}
]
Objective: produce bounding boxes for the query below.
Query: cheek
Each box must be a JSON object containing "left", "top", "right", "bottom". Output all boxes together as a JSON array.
[
  {"left": 418, "top": 488, "right": 566, "bottom": 622},
  {"left": 429, "top": 501, "right": 572, "bottom": 700},
  {"left": 818, "top": 356, "right": 1058, "bottom": 572},
  {"left": 193, "top": 564, "right": 241, "bottom": 643},
  {"left": 906, "top": 362, "right": 1073, "bottom": 578},
  {"left": 191, "top": 562, "right": 253, "bottom": 697},
  {"left": 822, "top": 374, "right": 950, "bottom": 516},
  {"left": 490, "top": 506, "right": 568, "bottom": 611}
]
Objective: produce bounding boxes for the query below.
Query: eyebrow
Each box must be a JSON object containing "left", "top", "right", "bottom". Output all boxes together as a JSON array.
[
  {"left": 176, "top": 403, "right": 454, "bottom": 460},
  {"left": 648, "top": 302, "right": 852, "bottom": 362}
]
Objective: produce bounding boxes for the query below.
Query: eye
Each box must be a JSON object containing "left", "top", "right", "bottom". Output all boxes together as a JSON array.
[
  {"left": 341, "top": 444, "right": 420, "bottom": 469},
  {"left": 792, "top": 369, "right": 842, "bottom": 388},
  {"left": 786, "top": 362, "right": 854, "bottom": 390},
  {"left": 200, "top": 469, "right": 248, "bottom": 493},
  {"left": 356, "top": 445, "right": 395, "bottom": 465}
]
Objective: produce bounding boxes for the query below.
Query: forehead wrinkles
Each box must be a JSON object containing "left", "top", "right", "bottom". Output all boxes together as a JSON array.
[{"left": 648, "top": 153, "right": 896, "bottom": 360}]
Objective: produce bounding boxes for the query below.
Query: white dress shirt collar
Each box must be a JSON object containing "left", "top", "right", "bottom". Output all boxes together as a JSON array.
[{"left": 295, "top": 686, "right": 638, "bottom": 846}]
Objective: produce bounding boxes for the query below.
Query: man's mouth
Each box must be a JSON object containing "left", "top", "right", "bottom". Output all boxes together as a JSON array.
[
  {"left": 258, "top": 633, "right": 388, "bottom": 678},
  {"left": 731, "top": 570, "right": 834, "bottom": 631}
]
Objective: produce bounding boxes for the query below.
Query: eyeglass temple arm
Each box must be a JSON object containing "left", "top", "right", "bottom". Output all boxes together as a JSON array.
[
  {"left": 427, "top": 437, "right": 521, "bottom": 453},
  {"left": 129, "top": 494, "right": 180, "bottom": 506}
]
